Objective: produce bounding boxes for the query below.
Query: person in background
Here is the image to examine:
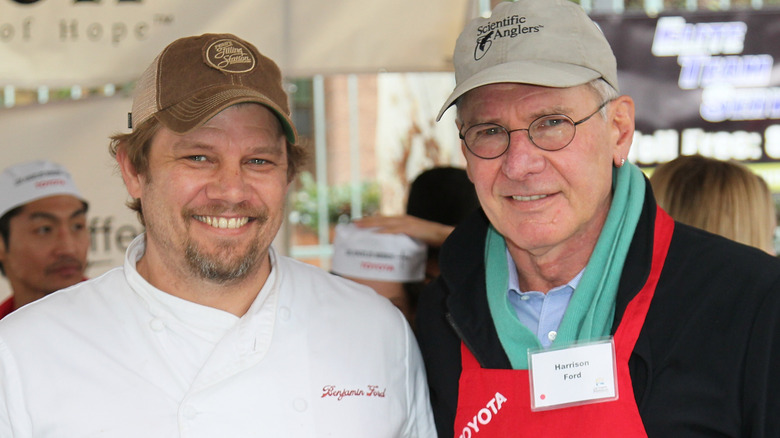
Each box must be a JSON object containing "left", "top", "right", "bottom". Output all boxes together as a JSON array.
[
  {"left": 0, "top": 33, "right": 435, "bottom": 437},
  {"left": 650, "top": 154, "right": 776, "bottom": 255},
  {"left": 354, "top": 166, "right": 479, "bottom": 327},
  {"left": 416, "top": 1, "right": 780, "bottom": 437},
  {"left": 355, "top": 166, "right": 480, "bottom": 282},
  {"left": 0, "top": 160, "right": 89, "bottom": 319},
  {"left": 330, "top": 223, "right": 427, "bottom": 323}
]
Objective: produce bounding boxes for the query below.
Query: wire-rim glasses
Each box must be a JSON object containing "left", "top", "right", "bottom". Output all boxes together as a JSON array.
[{"left": 459, "top": 100, "right": 612, "bottom": 159}]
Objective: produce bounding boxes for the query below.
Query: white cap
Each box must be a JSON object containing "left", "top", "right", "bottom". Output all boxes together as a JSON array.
[
  {"left": 331, "top": 223, "right": 427, "bottom": 282},
  {"left": 438, "top": 0, "right": 618, "bottom": 120},
  {"left": 0, "top": 160, "right": 86, "bottom": 218}
]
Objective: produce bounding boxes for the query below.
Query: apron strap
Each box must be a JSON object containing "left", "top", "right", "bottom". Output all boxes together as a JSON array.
[{"left": 614, "top": 206, "right": 674, "bottom": 361}]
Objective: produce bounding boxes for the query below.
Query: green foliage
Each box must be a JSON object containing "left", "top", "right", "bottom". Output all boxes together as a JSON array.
[{"left": 289, "top": 171, "right": 380, "bottom": 232}]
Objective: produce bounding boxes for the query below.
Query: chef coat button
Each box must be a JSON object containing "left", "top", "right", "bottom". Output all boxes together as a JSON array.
[
  {"left": 279, "top": 306, "right": 291, "bottom": 322},
  {"left": 150, "top": 318, "right": 165, "bottom": 331},
  {"left": 183, "top": 405, "right": 197, "bottom": 419},
  {"left": 547, "top": 331, "right": 557, "bottom": 342},
  {"left": 520, "top": 295, "right": 530, "bottom": 301},
  {"left": 293, "top": 398, "right": 308, "bottom": 412}
]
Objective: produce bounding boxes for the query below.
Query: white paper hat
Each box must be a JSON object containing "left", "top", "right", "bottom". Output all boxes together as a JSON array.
[
  {"left": 331, "top": 223, "right": 427, "bottom": 282},
  {"left": 0, "top": 160, "right": 86, "bottom": 218}
]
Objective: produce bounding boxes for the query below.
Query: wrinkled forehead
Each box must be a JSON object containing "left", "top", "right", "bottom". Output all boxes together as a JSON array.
[{"left": 456, "top": 82, "right": 595, "bottom": 121}]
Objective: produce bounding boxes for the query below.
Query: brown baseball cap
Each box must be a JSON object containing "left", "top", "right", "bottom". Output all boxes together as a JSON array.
[
  {"left": 437, "top": 0, "right": 618, "bottom": 121},
  {"left": 130, "top": 33, "right": 297, "bottom": 143}
]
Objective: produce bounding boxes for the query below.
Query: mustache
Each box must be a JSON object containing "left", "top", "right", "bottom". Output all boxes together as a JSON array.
[{"left": 45, "top": 256, "right": 85, "bottom": 274}]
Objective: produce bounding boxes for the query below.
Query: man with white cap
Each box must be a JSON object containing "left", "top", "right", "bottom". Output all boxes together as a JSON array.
[
  {"left": 0, "top": 33, "right": 434, "bottom": 437},
  {"left": 0, "top": 160, "right": 89, "bottom": 319},
  {"left": 331, "top": 223, "right": 428, "bottom": 323},
  {"left": 416, "top": 1, "right": 780, "bottom": 437}
]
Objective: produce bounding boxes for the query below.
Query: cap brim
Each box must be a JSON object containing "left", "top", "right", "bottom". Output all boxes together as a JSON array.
[
  {"left": 156, "top": 85, "right": 298, "bottom": 143},
  {"left": 436, "top": 60, "right": 603, "bottom": 121},
  {"left": 0, "top": 191, "right": 87, "bottom": 219}
]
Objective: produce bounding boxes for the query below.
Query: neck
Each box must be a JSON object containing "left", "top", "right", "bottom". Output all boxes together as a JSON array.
[
  {"left": 506, "top": 208, "right": 609, "bottom": 293},
  {"left": 508, "top": 244, "right": 591, "bottom": 293},
  {"left": 135, "top": 251, "right": 272, "bottom": 317}
]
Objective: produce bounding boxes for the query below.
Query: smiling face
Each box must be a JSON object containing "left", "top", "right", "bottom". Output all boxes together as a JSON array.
[
  {"left": 457, "top": 83, "right": 631, "bottom": 262},
  {"left": 0, "top": 195, "right": 89, "bottom": 307},
  {"left": 118, "top": 103, "right": 290, "bottom": 296}
]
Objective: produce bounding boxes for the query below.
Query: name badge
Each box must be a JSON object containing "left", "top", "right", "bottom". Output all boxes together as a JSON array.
[{"left": 527, "top": 337, "right": 618, "bottom": 411}]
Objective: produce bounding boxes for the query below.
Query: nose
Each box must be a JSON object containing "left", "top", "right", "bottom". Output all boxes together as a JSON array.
[
  {"left": 207, "top": 162, "right": 251, "bottom": 204},
  {"left": 53, "top": 225, "right": 81, "bottom": 257},
  {"left": 501, "top": 130, "right": 546, "bottom": 179}
]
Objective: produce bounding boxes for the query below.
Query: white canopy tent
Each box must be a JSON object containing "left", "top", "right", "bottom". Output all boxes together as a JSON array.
[{"left": 1, "top": 0, "right": 475, "bottom": 88}]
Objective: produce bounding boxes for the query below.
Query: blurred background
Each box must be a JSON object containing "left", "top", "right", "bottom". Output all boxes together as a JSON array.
[{"left": 2, "top": 0, "right": 780, "bottom": 303}]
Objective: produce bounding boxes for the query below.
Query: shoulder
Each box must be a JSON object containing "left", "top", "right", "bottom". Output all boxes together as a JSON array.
[
  {"left": 651, "top": 221, "right": 780, "bottom": 322},
  {"left": 669, "top": 222, "right": 780, "bottom": 283},
  {"left": 274, "top": 254, "right": 407, "bottom": 324},
  {"left": 0, "top": 267, "right": 131, "bottom": 338}
]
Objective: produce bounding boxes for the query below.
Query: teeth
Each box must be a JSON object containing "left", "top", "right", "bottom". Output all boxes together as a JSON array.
[
  {"left": 194, "top": 216, "right": 250, "bottom": 229},
  {"left": 512, "top": 194, "right": 548, "bottom": 202}
]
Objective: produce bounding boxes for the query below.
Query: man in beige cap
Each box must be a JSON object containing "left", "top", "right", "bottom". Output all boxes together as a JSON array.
[
  {"left": 0, "top": 160, "right": 89, "bottom": 319},
  {"left": 0, "top": 33, "right": 434, "bottom": 437},
  {"left": 416, "top": 1, "right": 780, "bottom": 437}
]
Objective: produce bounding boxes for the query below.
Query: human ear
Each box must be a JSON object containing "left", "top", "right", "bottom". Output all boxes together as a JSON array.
[
  {"left": 115, "top": 142, "right": 145, "bottom": 200},
  {"left": 609, "top": 95, "right": 635, "bottom": 167}
]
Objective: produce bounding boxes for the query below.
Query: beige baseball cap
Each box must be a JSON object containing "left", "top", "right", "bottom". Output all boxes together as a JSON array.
[
  {"left": 331, "top": 224, "right": 427, "bottom": 283},
  {"left": 437, "top": 0, "right": 618, "bottom": 121},
  {"left": 0, "top": 160, "right": 86, "bottom": 218},
  {"left": 130, "top": 33, "right": 297, "bottom": 143}
]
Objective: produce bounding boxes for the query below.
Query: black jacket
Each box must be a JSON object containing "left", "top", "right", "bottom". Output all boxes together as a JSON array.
[{"left": 416, "top": 185, "right": 780, "bottom": 437}]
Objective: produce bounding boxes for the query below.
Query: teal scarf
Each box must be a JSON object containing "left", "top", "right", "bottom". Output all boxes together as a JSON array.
[{"left": 485, "top": 163, "right": 646, "bottom": 369}]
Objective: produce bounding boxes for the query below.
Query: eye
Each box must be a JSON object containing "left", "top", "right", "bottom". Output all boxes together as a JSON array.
[
  {"left": 247, "top": 158, "right": 269, "bottom": 165},
  {"left": 484, "top": 126, "right": 504, "bottom": 136},
  {"left": 470, "top": 124, "right": 505, "bottom": 139},
  {"left": 34, "top": 226, "right": 53, "bottom": 236},
  {"left": 534, "top": 116, "right": 571, "bottom": 130},
  {"left": 187, "top": 155, "right": 208, "bottom": 162}
]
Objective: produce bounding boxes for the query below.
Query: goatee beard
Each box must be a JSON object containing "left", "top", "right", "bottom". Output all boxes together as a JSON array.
[
  {"left": 185, "top": 238, "right": 261, "bottom": 284},
  {"left": 183, "top": 210, "right": 269, "bottom": 284}
]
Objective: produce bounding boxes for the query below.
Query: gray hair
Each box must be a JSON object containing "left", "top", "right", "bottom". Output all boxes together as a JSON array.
[{"left": 454, "top": 78, "right": 620, "bottom": 123}]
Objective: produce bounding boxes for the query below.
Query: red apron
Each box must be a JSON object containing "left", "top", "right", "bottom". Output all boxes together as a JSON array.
[{"left": 453, "top": 207, "right": 674, "bottom": 438}]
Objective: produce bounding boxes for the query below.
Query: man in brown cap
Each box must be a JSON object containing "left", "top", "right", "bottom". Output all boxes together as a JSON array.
[
  {"left": 0, "top": 33, "right": 435, "bottom": 437},
  {"left": 416, "top": 1, "right": 780, "bottom": 437}
]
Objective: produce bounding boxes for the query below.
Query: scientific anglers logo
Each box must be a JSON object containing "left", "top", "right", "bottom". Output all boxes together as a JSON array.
[
  {"left": 205, "top": 38, "right": 256, "bottom": 74},
  {"left": 474, "top": 32, "right": 494, "bottom": 60},
  {"left": 473, "top": 14, "right": 543, "bottom": 61}
]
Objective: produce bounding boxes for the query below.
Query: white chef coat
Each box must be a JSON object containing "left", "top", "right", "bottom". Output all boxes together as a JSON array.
[{"left": 0, "top": 234, "right": 435, "bottom": 437}]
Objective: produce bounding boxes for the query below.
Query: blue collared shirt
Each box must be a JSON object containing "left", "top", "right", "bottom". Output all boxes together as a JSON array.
[{"left": 506, "top": 249, "right": 584, "bottom": 348}]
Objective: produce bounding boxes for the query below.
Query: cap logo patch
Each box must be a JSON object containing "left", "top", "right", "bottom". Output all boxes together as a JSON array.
[
  {"left": 14, "top": 169, "right": 66, "bottom": 186},
  {"left": 205, "top": 38, "right": 256, "bottom": 73},
  {"left": 473, "top": 14, "right": 543, "bottom": 61},
  {"left": 474, "top": 32, "right": 494, "bottom": 60}
]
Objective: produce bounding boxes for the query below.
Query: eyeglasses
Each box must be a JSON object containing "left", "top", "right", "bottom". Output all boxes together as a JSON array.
[{"left": 459, "top": 100, "right": 612, "bottom": 159}]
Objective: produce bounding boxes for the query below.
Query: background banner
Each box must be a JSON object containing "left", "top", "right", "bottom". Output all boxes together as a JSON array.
[
  {"left": 593, "top": 10, "right": 780, "bottom": 173},
  {"left": 0, "top": 0, "right": 470, "bottom": 87}
]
